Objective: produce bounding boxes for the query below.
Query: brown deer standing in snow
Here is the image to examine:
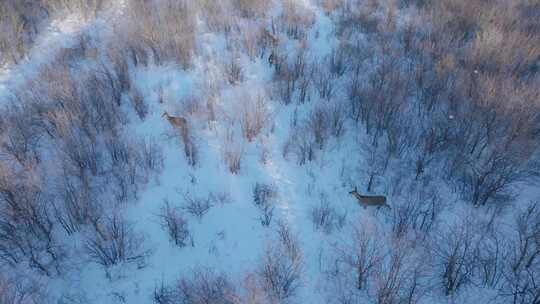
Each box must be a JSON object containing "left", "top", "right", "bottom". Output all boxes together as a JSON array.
[
  {"left": 163, "top": 111, "right": 187, "bottom": 129},
  {"left": 349, "top": 187, "right": 391, "bottom": 209},
  {"left": 163, "top": 111, "right": 197, "bottom": 166}
]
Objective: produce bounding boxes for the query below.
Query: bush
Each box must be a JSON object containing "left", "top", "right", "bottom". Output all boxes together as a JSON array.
[
  {"left": 0, "top": 1, "right": 48, "bottom": 65},
  {"left": 310, "top": 196, "right": 346, "bottom": 234},
  {"left": 222, "top": 141, "right": 244, "bottom": 174},
  {"left": 84, "top": 213, "right": 149, "bottom": 268},
  {"left": 0, "top": 274, "right": 48, "bottom": 304},
  {"left": 278, "top": 0, "right": 316, "bottom": 40},
  {"left": 283, "top": 125, "right": 316, "bottom": 165},
  {"left": 182, "top": 193, "right": 213, "bottom": 220},
  {"left": 48, "top": 0, "right": 106, "bottom": 20},
  {"left": 428, "top": 219, "right": 479, "bottom": 295},
  {"left": 159, "top": 200, "right": 192, "bottom": 247},
  {"left": 239, "top": 93, "right": 273, "bottom": 142},
  {"left": 122, "top": 0, "right": 196, "bottom": 67},
  {"left": 257, "top": 222, "right": 303, "bottom": 302},
  {"left": 253, "top": 183, "right": 278, "bottom": 226},
  {"left": 500, "top": 202, "right": 540, "bottom": 304},
  {"left": 154, "top": 268, "right": 237, "bottom": 304},
  {"left": 231, "top": 0, "right": 269, "bottom": 19}
]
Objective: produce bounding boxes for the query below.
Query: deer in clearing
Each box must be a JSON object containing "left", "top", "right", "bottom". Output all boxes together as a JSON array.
[
  {"left": 162, "top": 111, "right": 187, "bottom": 129},
  {"left": 163, "top": 111, "right": 197, "bottom": 165},
  {"left": 349, "top": 187, "right": 391, "bottom": 209}
]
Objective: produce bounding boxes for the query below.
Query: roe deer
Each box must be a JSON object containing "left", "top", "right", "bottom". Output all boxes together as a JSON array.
[
  {"left": 162, "top": 111, "right": 187, "bottom": 129},
  {"left": 349, "top": 187, "right": 391, "bottom": 209}
]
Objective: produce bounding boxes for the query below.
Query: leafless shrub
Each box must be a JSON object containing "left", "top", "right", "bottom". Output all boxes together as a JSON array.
[
  {"left": 239, "top": 22, "right": 271, "bottom": 61},
  {"left": 283, "top": 125, "right": 316, "bottom": 165},
  {"left": 307, "top": 107, "right": 330, "bottom": 149},
  {"left": 106, "top": 46, "right": 132, "bottom": 92},
  {"left": 275, "top": 77, "right": 295, "bottom": 106},
  {"left": 312, "top": 62, "right": 335, "bottom": 101},
  {"left": 253, "top": 183, "right": 277, "bottom": 207},
  {"left": 55, "top": 33, "right": 97, "bottom": 64},
  {"left": 336, "top": 0, "right": 380, "bottom": 35},
  {"left": 328, "top": 47, "right": 348, "bottom": 76},
  {"left": 172, "top": 268, "right": 237, "bottom": 304},
  {"left": 153, "top": 279, "right": 175, "bottom": 304},
  {"left": 0, "top": 1, "right": 47, "bottom": 65},
  {"left": 0, "top": 274, "right": 48, "bottom": 304},
  {"left": 390, "top": 186, "right": 441, "bottom": 237},
  {"left": 372, "top": 239, "right": 425, "bottom": 304},
  {"left": 182, "top": 193, "right": 213, "bottom": 220},
  {"left": 474, "top": 228, "right": 505, "bottom": 288},
  {"left": 104, "top": 133, "right": 158, "bottom": 203},
  {"left": 158, "top": 199, "right": 192, "bottom": 247},
  {"left": 137, "top": 138, "right": 165, "bottom": 178},
  {"left": 253, "top": 183, "right": 278, "bottom": 227},
  {"left": 278, "top": 0, "right": 316, "bottom": 40},
  {"left": 310, "top": 195, "right": 346, "bottom": 234},
  {"left": 320, "top": 0, "right": 344, "bottom": 14},
  {"left": 240, "top": 94, "right": 273, "bottom": 142},
  {"left": 1, "top": 107, "right": 41, "bottom": 166},
  {"left": 84, "top": 213, "right": 149, "bottom": 268},
  {"left": 209, "top": 191, "right": 232, "bottom": 207},
  {"left": 123, "top": 0, "right": 196, "bottom": 67},
  {"left": 52, "top": 176, "right": 103, "bottom": 235},
  {"left": 225, "top": 56, "right": 244, "bottom": 85},
  {"left": 257, "top": 222, "right": 303, "bottom": 302},
  {"left": 49, "top": 0, "right": 106, "bottom": 20},
  {"left": 232, "top": 0, "right": 269, "bottom": 19},
  {"left": 428, "top": 218, "right": 479, "bottom": 295},
  {"left": 0, "top": 166, "right": 63, "bottom": 276},
  {"left": 327, "top": 223, "right": 384, "bottom": 297},
  {"left": 222, "top": 141, "right": 245, "bottom": 174},
  {"left": 499, "top": 201, "right": 540, "bottom": 304},
  {"left": 197, "top": 0, "right": 233, "bottom": 33},
  {"left": 240, "top": 273, "right": 271, "bottom": 304},
  {"left": 328, "top": 102, "right": 346, "bottom": 138},
  {"left": 273, "top": 50, "right": 311, "bottom": 105},
  {"left": 129, "top": 87, "right": 148, "bottom": 120}
]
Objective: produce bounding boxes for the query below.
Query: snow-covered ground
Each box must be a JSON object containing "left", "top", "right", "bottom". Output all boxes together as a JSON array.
[{"left": 1, "top": 0, "right": 537, "bottom": 303}]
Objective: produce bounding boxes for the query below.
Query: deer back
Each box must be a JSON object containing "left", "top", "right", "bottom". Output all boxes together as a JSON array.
[
  {"left": 356, "top": 195, "right": 387, "bottom": 206},
  {"left": 165, "top": 114, "right": 187, "bottom": 128},
  {"left": 350, "top": 190, "right": 388, "bottom": 206}
]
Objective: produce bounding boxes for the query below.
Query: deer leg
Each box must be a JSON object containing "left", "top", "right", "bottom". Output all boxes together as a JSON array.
[{"left": 367, "top": 174, "right": 374, "bottom": 192}]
